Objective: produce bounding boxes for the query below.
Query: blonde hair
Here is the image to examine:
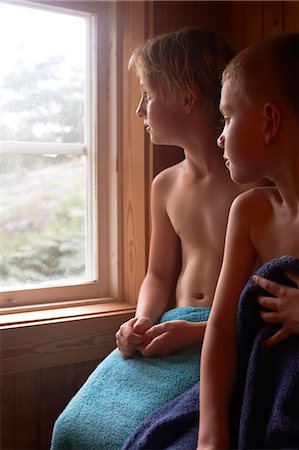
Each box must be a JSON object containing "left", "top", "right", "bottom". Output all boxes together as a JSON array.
[
  {"left": 222, "top": 33, "right": 299, "bottom": 118},
  {"left": 129, "top": 27, "right": 234, "bottom": 117}
]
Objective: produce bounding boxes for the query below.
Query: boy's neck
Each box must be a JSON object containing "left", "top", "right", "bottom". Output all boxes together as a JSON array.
[{"left": 182, "top": 150, "right": 230, "bottom": 181}]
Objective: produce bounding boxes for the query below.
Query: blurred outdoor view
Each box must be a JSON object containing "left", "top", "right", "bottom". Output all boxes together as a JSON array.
[{"left": 0, "top": 3, "right": 90, "bottom": 289}]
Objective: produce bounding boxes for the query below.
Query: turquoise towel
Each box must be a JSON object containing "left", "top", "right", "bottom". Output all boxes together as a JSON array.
[{"left": 51, "top": 306, "right": 210, "bottom": 450}]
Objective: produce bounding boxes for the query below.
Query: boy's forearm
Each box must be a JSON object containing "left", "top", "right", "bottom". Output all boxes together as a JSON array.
[
  {"left": 199, "top": 324, "right": 237, "bottom": 449},
  {"left": 135, "top": 273, "right": 172, "bottom": 323}
]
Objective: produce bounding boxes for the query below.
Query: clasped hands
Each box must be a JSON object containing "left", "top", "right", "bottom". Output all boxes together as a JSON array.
[{"left": 115, "top": 317, "right": 197, "bottom": 359}]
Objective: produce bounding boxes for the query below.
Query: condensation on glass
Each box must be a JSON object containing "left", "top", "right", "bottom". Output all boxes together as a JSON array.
[{"left": 0, "top": 3, "right": 96, "bottom": 290}]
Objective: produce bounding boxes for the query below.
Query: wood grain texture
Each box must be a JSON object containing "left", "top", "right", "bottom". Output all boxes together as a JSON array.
[
  {"left": 2, "top": 2, "right": 299, "bottom": 449},
  {"left": 284, "top": 1, "right": 299, "bottom": 31},
  {"left": 264, "top": 1, "right": 284, "bottom": 36},
  {"left": 1, "top": 360, "right": 100, "bottom": 449},
  {"left": 1, "top": 311, "right": 134, "bottom": 375},
  {"left": 120, "top": 1, "right": 152, "bottom": 305}
]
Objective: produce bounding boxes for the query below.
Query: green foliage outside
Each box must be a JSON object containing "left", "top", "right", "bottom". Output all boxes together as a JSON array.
[
  {"left": 0, "top": 55, "right": 88, "bottom": 289},
  {"left": 1, "top": 158, "right": 86, "bottom": 288}
]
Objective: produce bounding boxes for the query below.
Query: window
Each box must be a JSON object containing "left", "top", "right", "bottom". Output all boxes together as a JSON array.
[{"left": 0, "top": 1, "right": 118, "bottom": 308}]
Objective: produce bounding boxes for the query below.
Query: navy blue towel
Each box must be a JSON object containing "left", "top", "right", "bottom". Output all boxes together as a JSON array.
[
  {"left": 122, "top": 255, "right": 299, "bottom": 450},
  {"left": 231, "top": 255, "right": 299, "bottom": 449}
]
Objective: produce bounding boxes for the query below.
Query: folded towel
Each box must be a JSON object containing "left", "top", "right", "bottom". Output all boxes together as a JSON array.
[
  {"left": 122, "top": 256, "right": 299, "bottom": 450},
  {"left": 50, "top": 306, "right": 210, "bottom": 450}
]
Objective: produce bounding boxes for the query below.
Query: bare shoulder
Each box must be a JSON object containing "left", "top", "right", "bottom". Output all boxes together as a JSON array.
[
  {"left": 151, "top": 160, "right": 185, "bottom": 194},
  {"left": 232, "top": 185, "right": 278, "bottom": 208},
  {"left": 230, "top": 185, "right": 279, "bottom": 224}
]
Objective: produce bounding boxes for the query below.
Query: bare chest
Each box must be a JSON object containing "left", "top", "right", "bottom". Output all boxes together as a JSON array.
[
  {"left": 253, "top": 210, "right": 299, "bottom": 262},
  {"left": 166, "top": 183, "right": 233, "bottom": 248}
]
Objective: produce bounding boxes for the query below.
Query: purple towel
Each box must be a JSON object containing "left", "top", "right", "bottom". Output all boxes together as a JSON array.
[
  {"left": 231, "top": 255, "right": 299, "bottom": 449},
  {"left": 122, "top": 255, "right": 299, "bottom": 450}
]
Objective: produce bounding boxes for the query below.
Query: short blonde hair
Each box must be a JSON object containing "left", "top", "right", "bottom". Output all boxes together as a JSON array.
[
  {"left": 222, "top": 32, "right": 299, "bottom": 118},
  {"left": 129, "top": 27, "right": 234, "bottom": 117}
]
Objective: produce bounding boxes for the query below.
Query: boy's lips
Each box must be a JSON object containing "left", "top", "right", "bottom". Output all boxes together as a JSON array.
[{"left": 223, "top": 155, "right": 229, "bottom": 166}]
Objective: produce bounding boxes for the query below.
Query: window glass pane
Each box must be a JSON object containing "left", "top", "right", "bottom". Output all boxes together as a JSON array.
[
  {"left": 0, "top": 2, "right": 86, "bottom": 144},
  {"left": 1, "top": 153, "right": 86, "bottom": 289},
  {"left": 0, "top": 3, "right": 94, "bottom": 291}
]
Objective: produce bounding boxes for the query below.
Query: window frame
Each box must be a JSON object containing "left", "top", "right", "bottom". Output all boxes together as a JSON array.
[{"left": 0, "top": 0, "right": 120, "bottom": 310}]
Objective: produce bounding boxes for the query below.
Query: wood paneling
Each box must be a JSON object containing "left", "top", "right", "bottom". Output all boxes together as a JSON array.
[
  {"left": 264, "top": 1, "right": 284, "bottom": 35},
  {"left": 120, "top": 1, "right": 152, "bottom": 305},
  {"left": 1, "top": 311, "right": 134, "bottom": 375},
  {"left": 2, "top": 2, "right": 299, "bottom": 450},
  {"left": 1, "top": 360, "right": 99, "bottom": 449},
  {"left": 243, "top": 1, "right": 264, "bottom": 46},
  {"left": 284, "top": 1, "right": 299, "bottom": 31}
]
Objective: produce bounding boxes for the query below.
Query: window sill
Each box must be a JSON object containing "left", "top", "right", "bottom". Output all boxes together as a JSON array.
[
  {"left": 0, "top": 298, "right": 135, "bottom": 328},
  {"left": 0, "top": 300, "right": 135, "bottom": 375}
]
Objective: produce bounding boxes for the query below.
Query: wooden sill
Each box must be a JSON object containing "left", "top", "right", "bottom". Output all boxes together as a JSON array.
[
  {"left": 0, "top": 299, "right": 135, "bottom": 328},
  {"left": 0, "top": 301, "right": 135, "bottom": 375}
]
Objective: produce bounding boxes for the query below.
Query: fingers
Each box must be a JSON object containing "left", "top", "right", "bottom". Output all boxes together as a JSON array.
[
  {"left": 116, "top": 317, "right": 140, "bottom": 343},
  {"left": 257, "top": 295, "right": 280, "bottom": 311},
  {"left": 137, "top": 324, "right": 166, "bottom": 357},
  {"left": 143, "top": 323, "right": 167, "bottom": 341},
  {"left": 138, "top": 333, "right": 167, "bottom": 357},
  {"left": 115, "top": 317, "right": 148, "bottom": 359},
  {"left": 115, "top": 339, "right": 135, "bottom": 359},
  {"left": 133, "top": 316, "right": 153, "bottom": 334},
  {"left": 260, "top": 309, "right": 283, "bottom": 323},
  {"left": 254, "top": 272, "right": 299, "bottom": 297},
  {"left": 253, "top": 275, "right": 281, "bottom": 297},
  {"left": 263, "top": 326, "right": 291, "bottom": 347}
]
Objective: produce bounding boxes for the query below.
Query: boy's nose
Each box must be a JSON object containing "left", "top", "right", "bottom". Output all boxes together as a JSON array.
[
  {"left": 217, "top": 134, "right": 225, "bottom": 148},
  {"left": 136, "top": 99, "right": 146, "bottom": 118},
  {"left": 136, "top": 106, "right": 143, "bottom": 117}
]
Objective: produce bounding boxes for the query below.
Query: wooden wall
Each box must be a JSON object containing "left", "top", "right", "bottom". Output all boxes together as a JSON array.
[{"left": 1, "top": 2, "right": 298, "bottom": 449}]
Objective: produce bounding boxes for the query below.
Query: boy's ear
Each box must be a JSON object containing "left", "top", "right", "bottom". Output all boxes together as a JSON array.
[
  {"left": 182, "top": 88, "right": 197, "bottom": 114},
  {"left": 263, "top": 102, "right": 280, "bottom": 145}
]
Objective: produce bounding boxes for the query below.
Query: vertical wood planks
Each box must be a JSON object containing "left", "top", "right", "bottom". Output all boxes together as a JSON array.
[
  {"left": 263, "top": 1, "right": 284, "bottom": 36},
  {"left": 283, "top": 1, "right": 299, "bottom": 31},
  {"left": 120, "top": 1, "right": 151, "bottom": 304}
]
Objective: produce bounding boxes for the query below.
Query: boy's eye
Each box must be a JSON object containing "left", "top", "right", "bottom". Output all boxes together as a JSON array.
[
  {"left": 144, "top": 91, "right": 151, "bottom": 101},
  {"left": 221, "top": 116, "right": 230, "bottom": 126}
]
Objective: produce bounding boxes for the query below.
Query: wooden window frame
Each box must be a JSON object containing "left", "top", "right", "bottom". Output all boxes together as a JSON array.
[
  {"left": 0, "top": 1, "right": 152, "bottom": 337},
  {"left": 0, "top": 0, "right": 121, "bottom": 311}
]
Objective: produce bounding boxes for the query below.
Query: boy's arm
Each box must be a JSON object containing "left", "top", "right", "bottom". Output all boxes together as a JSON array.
[
  {"left": 198, "top": 195, "right": 257, "bottom": 449},
  {"left": 116, "top": 171, "right": 181, "bottom": 358},
  {"left": 135, "top": 171, "right": 181, "bottom": 321}
]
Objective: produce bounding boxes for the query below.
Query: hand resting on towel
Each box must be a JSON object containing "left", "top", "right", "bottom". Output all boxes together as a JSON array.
[
  {"left": 116, "top": 317, "right": 207, "bottom": 358},
  {"left": 138, "top": 320, "right": 207, "bottom": 357}
]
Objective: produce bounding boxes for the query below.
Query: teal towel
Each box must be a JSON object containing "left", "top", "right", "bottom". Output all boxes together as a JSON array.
[{"left": 51, "top": 306, "right": 210, "bottom": 450}]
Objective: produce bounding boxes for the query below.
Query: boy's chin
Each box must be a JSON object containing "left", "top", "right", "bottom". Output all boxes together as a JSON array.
[
  {"left": 228, "top": 169, "right": 257, "bottom": 185},
  {"left": 150, "top": 136, "right": 177, "bottom": 147}
]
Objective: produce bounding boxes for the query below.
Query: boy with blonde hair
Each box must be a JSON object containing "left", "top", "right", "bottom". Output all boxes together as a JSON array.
[
  {"left": 198, "top": 32, "right": 299, "bottom": 449},
  {"left": 116, "top": 27, "right": 258, "bottom": 359}
]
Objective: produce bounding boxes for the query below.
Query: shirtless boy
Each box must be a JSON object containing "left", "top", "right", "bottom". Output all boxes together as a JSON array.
[
  {"left": 198, "top": 32, "right": 299, "bottom": 449},
  {"left": 116, "top": 27, "right": 259, "bottom": 359}
]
